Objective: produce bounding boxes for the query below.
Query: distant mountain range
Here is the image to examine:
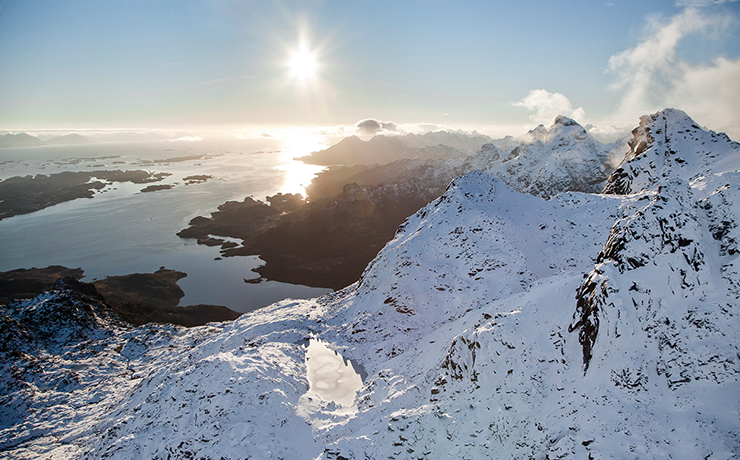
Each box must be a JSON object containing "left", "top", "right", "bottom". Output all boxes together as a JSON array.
[
  {"left": 0, "top": 132, "right": 89, "bottom": 148},
  {"left": 298, "top": 130, "right": 495, "bottom": 165}
]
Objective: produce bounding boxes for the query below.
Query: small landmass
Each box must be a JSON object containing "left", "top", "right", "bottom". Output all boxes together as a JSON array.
[
  {"left": 183, "top": 174, "right": 213, "bottom": 185},
  {"left": 93, "top": 268, "right": 240, "bottom": 326},
  {"left": 141, "top": 184, "right": 174, "bottom": 193},
  {"left": 0, "top": 266, "right": 241, "bottom": 327},
  {"left": 155, "top": 155, "right": 207, "bottom": 163},
  {"left": 0, "top": 265, "right": 85, "bottom": 303},
  {"left": 177, "top": 184, "right": 428, "bottom": 290}
]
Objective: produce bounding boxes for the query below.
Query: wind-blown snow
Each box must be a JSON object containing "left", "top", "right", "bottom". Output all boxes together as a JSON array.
[{"left": 1, "top": 109, "right": 739, "bottom": 459}]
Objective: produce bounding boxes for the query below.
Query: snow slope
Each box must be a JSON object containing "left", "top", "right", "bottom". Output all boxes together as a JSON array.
[{"left": 1, "top": 109, "right": 739, "bottom": 459}]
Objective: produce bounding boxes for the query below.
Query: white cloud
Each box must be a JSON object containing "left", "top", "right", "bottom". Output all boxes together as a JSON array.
[
  {"left": 666, "top": 56, "right": 740, "bottom": 136},
  {"left": 354, "top": 118, "right": 400, "bottom": 136},
  {"left": 606, "top": 7, "right": 740, "bottom": 138},
  {"left": 514, "top": 89, "right": 587, "bottom": 126},
  {"left": 675, "top": 0, "right": 739, "bottom": 6}
]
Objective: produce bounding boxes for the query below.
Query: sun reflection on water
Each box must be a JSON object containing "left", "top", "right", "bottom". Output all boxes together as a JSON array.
[{"left": 276, "top": 129, "right": 330, "bottom": 198}]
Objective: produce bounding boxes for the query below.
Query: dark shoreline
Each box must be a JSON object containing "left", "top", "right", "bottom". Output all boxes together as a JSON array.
[{"left": 176, "top": 163, "right": 450, "bottom": 290}]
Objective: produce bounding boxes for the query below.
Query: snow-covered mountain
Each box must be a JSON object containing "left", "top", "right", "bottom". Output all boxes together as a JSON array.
[
  {"left": 308, "top": 115, "right": 614, "bottom": 203},
  {"left": 464, "top": 115, "right": 614, "bottom": 198},
  {"left": 2, "top": 109, "right": 739, "bottom": 459}
]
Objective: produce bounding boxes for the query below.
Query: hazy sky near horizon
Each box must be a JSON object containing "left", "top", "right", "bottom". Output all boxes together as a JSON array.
[{"left": 1, "top": 0, "right": 739, "bottom": 138}]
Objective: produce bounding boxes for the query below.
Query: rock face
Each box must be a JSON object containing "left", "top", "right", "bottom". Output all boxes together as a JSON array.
[{"left": 3, "top": 109, "right": 740, "bottom": 459}]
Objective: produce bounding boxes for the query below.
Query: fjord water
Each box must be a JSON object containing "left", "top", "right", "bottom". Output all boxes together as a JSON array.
[{"left": 0, "top": 137, "right": 332, "bottom": 312}]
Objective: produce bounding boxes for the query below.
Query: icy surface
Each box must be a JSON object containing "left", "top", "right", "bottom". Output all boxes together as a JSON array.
[
  {"left": 305, "top": 339, "right": 363, "bottom": 408},
  {"left": 1, "top": 109, "right": 739, "bottom": 459}
]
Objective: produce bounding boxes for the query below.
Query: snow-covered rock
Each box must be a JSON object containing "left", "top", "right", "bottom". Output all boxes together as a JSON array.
[{"left": 2, "top": 109, "right": 739, "bottom": 459}]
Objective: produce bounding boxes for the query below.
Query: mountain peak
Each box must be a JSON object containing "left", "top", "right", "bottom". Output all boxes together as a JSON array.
[
  {"left": 553, "top": 114, "right": 579, "bottom": 127},
  {"left": 604, "top": 108, "right": 739, "bottom": 195}
]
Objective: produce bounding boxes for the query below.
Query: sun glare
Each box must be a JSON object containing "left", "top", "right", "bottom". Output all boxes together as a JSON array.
[
  {"left": 277, "top": 129, "right": 327, "bottom": 197},
  {"left": 288, "top": 49, "right": 318, "bottom": 83}
]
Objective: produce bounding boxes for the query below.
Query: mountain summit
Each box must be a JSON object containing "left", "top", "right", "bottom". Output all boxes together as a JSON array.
[{"left": 463, "top": 114, "right": 612, "bottom": 198}]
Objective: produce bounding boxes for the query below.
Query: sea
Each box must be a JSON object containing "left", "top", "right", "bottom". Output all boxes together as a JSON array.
[{"left": 0, "top": 134, "right": 339, "bottom": 313}]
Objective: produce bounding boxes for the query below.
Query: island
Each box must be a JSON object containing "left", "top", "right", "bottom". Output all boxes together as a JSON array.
[
  {"left": 0, "top": 170, "right": 172, "bottom": 220},
  {"left": 183, "top": 174, "right": 213, "bottom": 184},
  {"left": 141, "top": 184, "right": 175, "bottom": 193},
  {"left": 0, "top": 266, "right": 241, "bottom": 327}
]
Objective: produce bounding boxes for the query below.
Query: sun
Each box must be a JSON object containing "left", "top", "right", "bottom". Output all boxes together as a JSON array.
[{"left": 288, "top": 48, "right": 318, "bottom": 83}]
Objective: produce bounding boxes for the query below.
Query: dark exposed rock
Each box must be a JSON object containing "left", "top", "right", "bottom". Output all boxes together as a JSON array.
[
  {"left": 0, "top": 265, "right": 84, "bottom": 303},
  {"left": 568, "top": 270, "right": 605, "bottom": 371}
]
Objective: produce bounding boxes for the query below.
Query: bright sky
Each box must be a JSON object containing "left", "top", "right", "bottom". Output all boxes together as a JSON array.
[{"left": 0, "top": 0, "right": 738, "bottom": 138}]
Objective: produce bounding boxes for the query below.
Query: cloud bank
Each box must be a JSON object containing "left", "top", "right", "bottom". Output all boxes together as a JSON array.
[
  {"left": 607, "top": 7, "right": 739, "bottom": 137},
  {"left": 515, "top": 7, "right": 739, "bottom": 140},
  {"left": 354, "top": 119, "right": 400, "bottom": 136},
  {"left": 514, "top": 89, "right": 587, "bottom": 126}
]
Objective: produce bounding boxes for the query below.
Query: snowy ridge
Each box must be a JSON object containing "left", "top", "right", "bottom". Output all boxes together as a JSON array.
[
  {"left": 2, "top": 109, "right": 740, "bottom": 459},
  {"left": 328, "top": 115, "right": 614, "bottom": 220}
]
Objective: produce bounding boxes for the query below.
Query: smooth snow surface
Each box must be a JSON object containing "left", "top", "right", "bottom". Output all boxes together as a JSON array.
[
  {"left": 305, "top": 339, "right": 363, "bottom": 407},
  {"left": 2, "top": 109, "right": 739, "bottom": 459}
]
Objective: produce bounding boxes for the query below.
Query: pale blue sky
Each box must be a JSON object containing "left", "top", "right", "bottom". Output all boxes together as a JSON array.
[{"left": 1, "top": 0, "right": 738, "bottom": 136}]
